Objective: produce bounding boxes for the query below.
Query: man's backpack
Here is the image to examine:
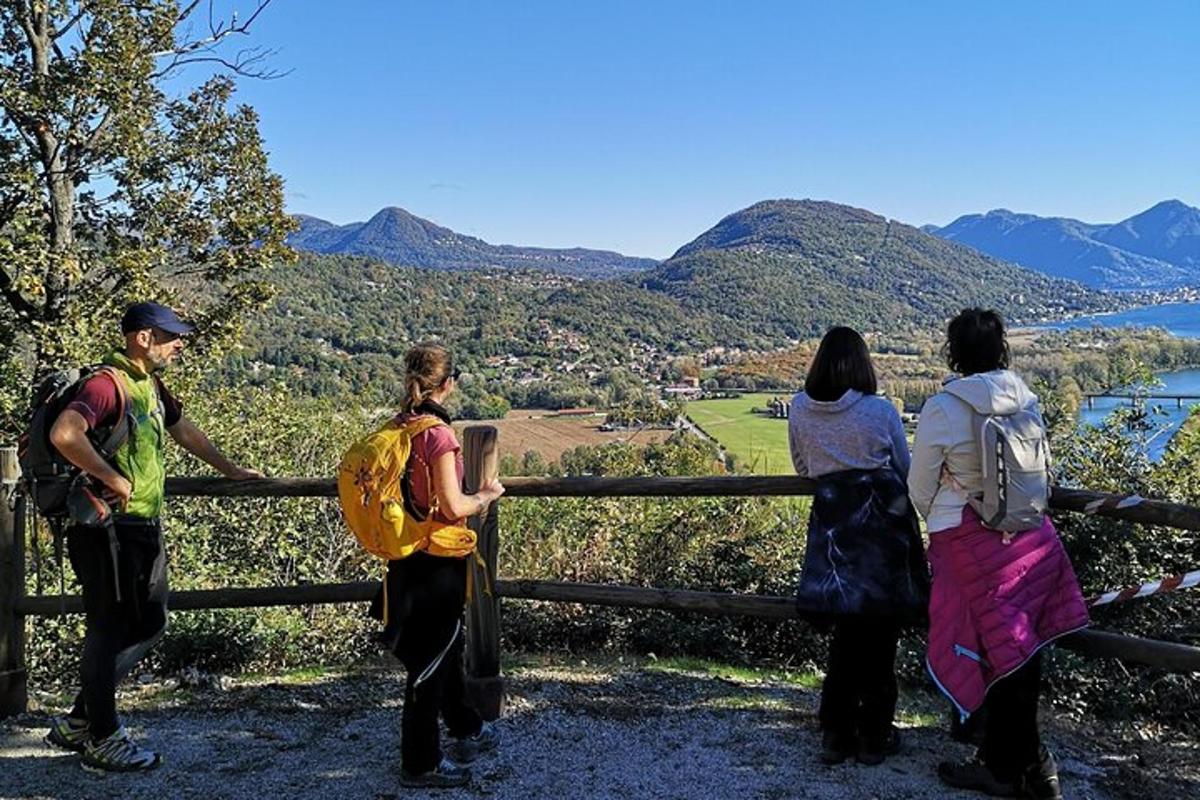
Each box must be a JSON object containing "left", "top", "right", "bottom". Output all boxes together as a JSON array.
[
  {"left": 16, "top": 366, "right": 132, "bottom": 521},
  {"left": 963, "top": 405, "right": 1051, "bottom": 533},
  {"left": 337, "top": 416, "right": 477, "bottom": 561}
]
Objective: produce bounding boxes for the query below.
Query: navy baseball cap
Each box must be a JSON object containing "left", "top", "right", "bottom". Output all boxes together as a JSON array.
[{"left": 120, "top": 302, "right": 195, "bottom": 335}]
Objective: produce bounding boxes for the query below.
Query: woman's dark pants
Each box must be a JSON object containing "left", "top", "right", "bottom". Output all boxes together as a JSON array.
[{"left": 387, "top": 553, "right": 483, "bottom": 774}]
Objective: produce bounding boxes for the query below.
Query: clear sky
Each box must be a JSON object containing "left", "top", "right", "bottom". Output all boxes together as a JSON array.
[{"left": 213, "top": 0, "right": 1200, "bottom": 259}]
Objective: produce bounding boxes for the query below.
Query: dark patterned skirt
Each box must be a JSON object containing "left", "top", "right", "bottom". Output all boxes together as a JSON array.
[{"left": 796, "top": 467, "right": 930, "bottom": 622}]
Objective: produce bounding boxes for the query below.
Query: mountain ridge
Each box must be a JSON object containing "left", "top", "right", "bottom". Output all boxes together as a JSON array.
[
  {"left": 288, "top": 207, "right": 658, "bottom": 278},
  {"left": 634, "top": 199, "right": 1110, "bottom": 343},
  {"left": 930, "top": 200, "right": 1200, "bottom": 289}
]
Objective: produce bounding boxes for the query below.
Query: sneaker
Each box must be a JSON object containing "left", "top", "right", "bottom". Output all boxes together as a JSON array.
[
  {"left": 81, "top": 726, "right": 162, "bottom": 773},
  {"left": 820, "top": 729, "right": 858, "bottom": 766},
  {"left": 857, "top": 726, "right": 902, "bottom": 766},
  {"left": 399, "top": 757, "right": 471, "bottom": 788},
  {"left": 449, "top": 721, "right": 499, "bottom": 763},
  {"left": 938, "top": 757, "right": 1019, "bottom": 797},
  {"left": 1017, "top": 749, "right": 1063, "bottom": 800},
  {"left": 44, "top": 715, "right": 90, "bottom": 753}
]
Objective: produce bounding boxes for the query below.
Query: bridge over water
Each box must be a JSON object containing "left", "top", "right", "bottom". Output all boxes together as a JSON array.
[{"left": 1084, "top": 393, "right": 1200, "bottom": 410}]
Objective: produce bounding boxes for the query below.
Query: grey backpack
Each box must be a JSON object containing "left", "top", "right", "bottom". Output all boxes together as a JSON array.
[{"left": 960, "top": 403, "right": 1051, "bottom": 532}]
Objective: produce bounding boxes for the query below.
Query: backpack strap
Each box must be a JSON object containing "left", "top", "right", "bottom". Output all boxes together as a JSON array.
[
  {"left": 397, "top": 416, "right": 449, "bottom": 522},
  {"left": 90, "top": 367, "right": 133, "bottom": 460},
  {"left": 939, "top": 393, "right": 985, "bottom": 500}
]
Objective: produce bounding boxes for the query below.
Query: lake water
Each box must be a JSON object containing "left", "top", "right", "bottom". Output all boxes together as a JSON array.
[
  {"left": 1077, "top": 367, "right": 1200, "bottom": 460},
  {"left": 1049, "top": 300, "right": 1200, "bottom": 337},
  {"left": 1053, "top": 300, "right": 1200, "bottom": 459}
]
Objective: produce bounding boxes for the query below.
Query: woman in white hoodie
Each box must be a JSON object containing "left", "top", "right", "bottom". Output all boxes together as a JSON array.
[{"left": 909, "top": 309, "right": 1088, "bottom": 800}]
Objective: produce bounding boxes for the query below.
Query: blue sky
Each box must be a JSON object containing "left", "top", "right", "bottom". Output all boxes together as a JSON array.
[{"left": 212, "top": 1, "right": 1200, "bottom": 258}]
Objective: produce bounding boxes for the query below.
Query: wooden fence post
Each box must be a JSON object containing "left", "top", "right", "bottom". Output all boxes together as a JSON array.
[
  {"left": 1, "top": 446, "right": 28, "bottom": 718},
  {"left": 462, "top": 426, "right": 503, "bottom": 720}
]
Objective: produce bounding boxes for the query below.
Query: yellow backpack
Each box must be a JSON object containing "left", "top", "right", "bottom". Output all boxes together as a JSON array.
[{"left": 337, "top": 416, "right": 477, "bottom": 561}]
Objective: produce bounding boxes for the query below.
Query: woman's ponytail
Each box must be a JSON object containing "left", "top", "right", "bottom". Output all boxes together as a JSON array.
[{"left": 402, "top": 343, "right": 453, "bottom": 412}]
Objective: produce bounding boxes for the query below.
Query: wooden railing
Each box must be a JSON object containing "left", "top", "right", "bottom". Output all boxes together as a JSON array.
[{"left": 3, "top": 428, "right": 1200, "bottom": 720}]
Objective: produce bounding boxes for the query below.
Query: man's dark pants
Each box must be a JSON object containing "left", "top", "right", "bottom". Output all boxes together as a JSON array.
[{"left": 66, "top": 517, "right": 168, "bottom": 740}]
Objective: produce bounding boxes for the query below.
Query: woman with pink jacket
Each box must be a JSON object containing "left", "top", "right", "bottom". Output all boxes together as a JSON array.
[{"left": 908, "top": 309, "right": 1089, "bottom": 800}]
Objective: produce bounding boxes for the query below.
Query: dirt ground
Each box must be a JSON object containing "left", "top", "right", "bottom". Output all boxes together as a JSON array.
[{"left": 1, "top": 655, "right": 1196, "bottom": 800}]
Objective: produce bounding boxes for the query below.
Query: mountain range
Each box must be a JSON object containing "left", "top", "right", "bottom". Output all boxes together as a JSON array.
[
  {"left": 928, "top": 200, "right": 1200, "bottom": 290},
  {"left": 289, "top": 207, "right": 657, "bottom": 278},
  {"left": 248, "top": 199, "right": 1117, "bottom": 402}
]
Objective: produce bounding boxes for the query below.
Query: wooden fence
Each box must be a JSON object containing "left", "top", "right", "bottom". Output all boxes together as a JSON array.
[{"left": 3, "top": 427, "right": 1200, "bottom": 720}]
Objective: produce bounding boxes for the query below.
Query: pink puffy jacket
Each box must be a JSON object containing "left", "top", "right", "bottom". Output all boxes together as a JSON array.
[{"left": 926, "top": 507, "right": 1090, "bottom": 717}]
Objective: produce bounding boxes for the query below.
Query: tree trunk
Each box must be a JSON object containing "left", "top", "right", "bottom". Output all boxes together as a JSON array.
[{"left": 23, "top": 5, "right": 77, "bottom": 377}]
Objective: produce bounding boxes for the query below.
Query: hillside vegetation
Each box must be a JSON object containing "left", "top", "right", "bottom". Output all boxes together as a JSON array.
[
  {"left": 641, "top": 200, "right": 1111, "bottom": 344},
  {"left": 227, "top": 200, "right": 1120, "bottom": 407}
]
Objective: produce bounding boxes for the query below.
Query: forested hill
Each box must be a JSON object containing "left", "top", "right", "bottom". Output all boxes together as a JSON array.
[
  {"left": 227, "top": 253, "right": 713, "bottom": 403},
  {"left": 638, "top": 200, "right": 1112, "bottom": 342},
  {"left": 288, "top": 207, "right": 659, "bottom": 279}
]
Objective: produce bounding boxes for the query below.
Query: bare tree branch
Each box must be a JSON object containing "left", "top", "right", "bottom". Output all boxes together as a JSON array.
[
  {"left": 155, "top": 46, "right": 289, "bottom": 81},
  {"left": 176, "top": 0, "right": 205, "bottom": 22},
  {"left": 49, "top": 3, "right": 93, "bottom": 42},
  {"left": 152, "top": 0, "right": 274, "bottom": 59},
  {"left": 149, "top": 1, "right": 282, "bottom": 80}
]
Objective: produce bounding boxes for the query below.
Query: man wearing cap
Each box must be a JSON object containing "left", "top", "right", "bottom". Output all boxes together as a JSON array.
[{"left": 43, "top": 301, "right": 263, "bottom": 773}]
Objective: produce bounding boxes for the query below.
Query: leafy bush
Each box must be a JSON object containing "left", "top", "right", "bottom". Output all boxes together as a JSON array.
[{"left": 1047, "top": 406, "right": 1200, "bottom": 730}]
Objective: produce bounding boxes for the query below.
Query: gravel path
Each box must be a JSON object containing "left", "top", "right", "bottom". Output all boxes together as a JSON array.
[{"left": 0, "top": 657, "right": 1187, "bottom": 799}]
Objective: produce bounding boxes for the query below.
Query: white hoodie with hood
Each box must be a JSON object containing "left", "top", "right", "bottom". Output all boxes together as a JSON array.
[{"left": 908, "top": 369, "right": 1046, "bottom": 533}]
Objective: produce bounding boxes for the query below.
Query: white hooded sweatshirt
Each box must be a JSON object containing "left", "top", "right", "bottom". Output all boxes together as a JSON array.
[{"left": 908, "top": 369, "right": 1046, "bottom": 533}]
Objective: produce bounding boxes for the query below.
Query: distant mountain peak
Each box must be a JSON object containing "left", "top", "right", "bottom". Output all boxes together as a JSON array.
[
  {"left": 639, "top": 197, "right": 1106, "bottom": 340},
  {"left": 932, "top": 200, "right": 1200, "bottom": 289},
  {"left": 1150, "top": 198, "right": 1190, "bottom": 212},
  {"left": 670, "top": 199, "right": 882, "bottom": 259},
  {"left": 287, "top": 206, "right": 657, "bottom": 278}
]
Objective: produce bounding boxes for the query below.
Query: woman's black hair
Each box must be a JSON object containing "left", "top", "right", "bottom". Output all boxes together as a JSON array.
[
  {"left": 943, "top": 308, "right": 1010, "bottom": 375},
  {"left": 804, "top": 326, "right": 878, "bottom": 402}
]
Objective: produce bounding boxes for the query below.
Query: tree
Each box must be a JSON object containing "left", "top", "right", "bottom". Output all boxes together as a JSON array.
[{"left": 0, "top": 0, "right": 292, "bottom": 432}]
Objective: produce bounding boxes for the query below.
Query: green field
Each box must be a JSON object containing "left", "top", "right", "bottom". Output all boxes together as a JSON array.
[{"left": 686, "top": 393, "right": 795, "bottom": 474}]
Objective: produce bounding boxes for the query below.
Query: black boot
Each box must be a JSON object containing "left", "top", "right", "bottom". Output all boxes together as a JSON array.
[
  {"left": 937, "top": 757, "right": 1020, "bottom": 797},
  {"left": 1017, "top": 748, "right": 1062, "bottom": 800},
  {"left": 820, "top": 729, "right": 857, "bottom": 765},
  {"left": 857, "top": 725, "right": 902, "bottom": 766}
]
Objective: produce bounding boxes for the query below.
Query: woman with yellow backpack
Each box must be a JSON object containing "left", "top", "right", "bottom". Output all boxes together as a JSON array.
[{"left": 341, "top": 343, "right": 505, "bottom": 789}]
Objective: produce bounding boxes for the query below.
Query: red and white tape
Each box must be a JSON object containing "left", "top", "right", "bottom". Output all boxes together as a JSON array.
[{"left": 1088, "top": 568, "right": 1200, "bottom": 608}]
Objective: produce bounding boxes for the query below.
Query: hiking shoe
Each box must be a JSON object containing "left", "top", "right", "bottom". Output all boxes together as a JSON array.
[
  {"left": 1018, "top": 749, "right": 1063, "bottom": 800},
  {"left": 857, "top": 726, "right": 902, "bottom": 766},
  {"left": 44, "top": 715, "right": 90, "bottom": 753},
  {"left": 938, "top": 757, "right": 1019, "bottom": 797},
  {"left": 449, "top": 720, "right": 499, "bottom": 763},
  {"left": 399, "top": 757, "right": 471, "bottom": 788},
  {"left": 81, "top": 727, "right": 162, "bottom": 773},
  {"left": 820, "top": 729, "right": 858, "bottom": 765}
]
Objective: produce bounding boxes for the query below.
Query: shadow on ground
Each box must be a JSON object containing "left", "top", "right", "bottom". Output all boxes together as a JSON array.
[{"left": 1, "top": 660, "right": 1189, "bottom": 800}]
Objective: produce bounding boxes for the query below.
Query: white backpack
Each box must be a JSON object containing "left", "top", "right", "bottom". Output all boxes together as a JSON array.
[{"left": 956, "top": 400, "right": 1051, "bottom": 532}]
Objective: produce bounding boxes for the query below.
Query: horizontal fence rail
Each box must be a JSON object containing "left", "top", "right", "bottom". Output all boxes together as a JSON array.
[
  {"left": 16, "top": 578, "right": 1200, "bottom": 673},
  {"left": 166, "top": 475, "right": 1200, "bottom": 531}
]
